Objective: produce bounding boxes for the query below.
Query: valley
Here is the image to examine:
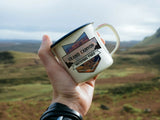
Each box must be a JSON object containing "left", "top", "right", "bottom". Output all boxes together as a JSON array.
[{"left": 0, "top": 27, "right": 160, "bottom": 120}]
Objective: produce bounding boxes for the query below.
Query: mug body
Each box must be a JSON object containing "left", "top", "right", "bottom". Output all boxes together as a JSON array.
[{"left": 51, "top": 23, "right": 113, "bottom": 83}]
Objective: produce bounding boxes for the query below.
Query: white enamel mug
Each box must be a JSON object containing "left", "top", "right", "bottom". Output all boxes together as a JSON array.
[{"left": 51, "top": 23, "right": 120, "bottom": 83}]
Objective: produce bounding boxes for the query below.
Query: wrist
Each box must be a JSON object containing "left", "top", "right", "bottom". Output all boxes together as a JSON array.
[{"left": 52, "top": 97, "right": 85, "bottom": 116}]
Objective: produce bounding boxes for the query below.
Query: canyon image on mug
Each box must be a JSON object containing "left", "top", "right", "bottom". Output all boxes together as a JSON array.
[{"left": 51, "top": 23, "right": 120, "bottom": 83}]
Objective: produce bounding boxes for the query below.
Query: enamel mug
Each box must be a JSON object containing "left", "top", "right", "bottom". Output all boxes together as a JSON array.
[{"left": 51, "top": 23, "right": 120, "bottom": 83}]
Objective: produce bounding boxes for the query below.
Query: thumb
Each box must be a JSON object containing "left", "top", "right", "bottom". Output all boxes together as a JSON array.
[
  {"left": 38, "top": 35, "right": 54, "bottom": 66},
  {"left": 39, "top": 35, "right": 52, "bottom": 52}
]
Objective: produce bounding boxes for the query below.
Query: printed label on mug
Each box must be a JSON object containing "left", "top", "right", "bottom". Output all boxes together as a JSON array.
[{"left": 62, "top": 32, "right": 101, "bottom": 73}]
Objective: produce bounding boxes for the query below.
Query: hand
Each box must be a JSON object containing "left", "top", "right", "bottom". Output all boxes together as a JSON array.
[{"left": 38, "top": 35, "right": 97, "bottom": 116}]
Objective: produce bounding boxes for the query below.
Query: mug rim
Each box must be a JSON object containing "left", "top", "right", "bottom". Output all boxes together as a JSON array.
[{"left": 50, "top": 23, "right": 93, "bottom": 48}]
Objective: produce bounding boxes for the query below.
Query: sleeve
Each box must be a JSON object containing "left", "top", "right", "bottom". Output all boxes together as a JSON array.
[
  {"left": 40, "top": 103, "right": 83, "bottom": 120},
  {"left": 42, "top": 116, "right": 72, "bottom": 120}
]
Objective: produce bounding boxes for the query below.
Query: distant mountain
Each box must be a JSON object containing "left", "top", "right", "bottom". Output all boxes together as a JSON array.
[
  {"left": 0, "top": 39, "right": 140, "bottom": 53},
  {"left": 0, "top": 40, "right": 41, "bottom": 53},
  {"left": 138, "top": 27, "right": 160, "bottom": 46},
  {"left": 119, "top": 40, "right": 140, "bottom": 48},
  {"left": 106, "top": 40, "right": 140, "bottom": 53}
]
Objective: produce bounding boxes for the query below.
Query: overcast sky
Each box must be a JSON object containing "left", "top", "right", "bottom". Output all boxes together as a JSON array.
[{"left": 0, "top": 0, "right": 160, "bottom": 41}]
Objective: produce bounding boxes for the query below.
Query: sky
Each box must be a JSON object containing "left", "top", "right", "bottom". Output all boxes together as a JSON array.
[{"left": 0, "top": 0, "right": 160, "bottom": 41}]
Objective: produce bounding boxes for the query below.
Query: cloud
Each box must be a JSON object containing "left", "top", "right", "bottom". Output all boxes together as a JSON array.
[
  {"left": 0, "top": 29, "right": 66, "bottom": 40},
  {"left": 118, "top": 25, "right": 156, "bottom": 41},
  {"left": 0, "top": 0, "right": 160, "bottom": 41}
]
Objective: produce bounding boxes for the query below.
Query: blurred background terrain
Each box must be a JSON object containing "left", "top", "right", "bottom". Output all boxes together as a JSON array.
[{"left": 0, "top": 27, "right": 160, "bottom": 120}]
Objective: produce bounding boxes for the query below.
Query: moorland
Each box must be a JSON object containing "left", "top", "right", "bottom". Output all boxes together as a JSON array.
[{"left": 0, "top": 28, "right": 160, "bottom": 120}]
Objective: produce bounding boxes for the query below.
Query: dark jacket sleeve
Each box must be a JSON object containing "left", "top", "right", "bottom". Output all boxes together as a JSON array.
[
  {"left": 43, "top": 116, "right": 73, "bottom": 120},
  {"left": 40, "top": 103, "right": 83, "bottom": 120}
]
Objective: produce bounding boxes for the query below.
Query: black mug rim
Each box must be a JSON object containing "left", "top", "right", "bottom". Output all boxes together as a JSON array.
[{"left": 50, "top": 23, "right": 92, "bottom": 48}]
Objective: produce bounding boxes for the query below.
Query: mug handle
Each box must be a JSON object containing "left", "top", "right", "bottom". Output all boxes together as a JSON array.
[{"left": 95, "top": 24, "right": 120, "bottom": 56}]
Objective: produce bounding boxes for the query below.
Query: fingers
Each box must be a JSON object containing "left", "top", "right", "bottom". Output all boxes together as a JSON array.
[
  {"left": 93, "top": 75, "right": 98, "bottom": 80},
  {"left": 85, "top": 75, "right": 98, "bottom": 87}
]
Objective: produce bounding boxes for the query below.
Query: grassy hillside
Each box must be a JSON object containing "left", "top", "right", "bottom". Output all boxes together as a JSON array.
[
  {"left": 118, "top": 45, "right": 160, "bottom": 66},
  {"left": 138, "top": 27, "right": 160, "bottom": 46},
  {"left": 0, "top": 50, "right": 160, "bottom": 120},
  {"left": 0, "top": 51, "right": 49, "bottom": 86}
]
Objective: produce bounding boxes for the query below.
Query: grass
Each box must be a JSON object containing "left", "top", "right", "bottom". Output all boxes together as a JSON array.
[
  {"left": 98, "top": 66, "right": 145, "bottom": 79},
  {"left": 0, "top": 50, "right": 160, "bottom": 120},
  {"left": 123, "top": 104, "right": 142, "bottom": 114},
  {"left": 0, "top": 84, "right": 52, "bottom": 102},
  {"left": 0, "top": 51, "right": 48, "bottom": 86},
  {"left": 0, "top": 51, "right": 15, "bottom": 64},
  {"left": 108, "top": 80, "right": 160, "bottom": 95}
]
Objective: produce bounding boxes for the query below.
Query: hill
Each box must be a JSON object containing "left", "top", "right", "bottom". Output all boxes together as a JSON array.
[
  {"left": 0, "top": 40, "right": 41, "bottom": 53},
  {"left": 119, "top": 27, "right": 160, "bottom": 66},
  {"left": 0, "top": 39, "right": 140, "bottom": 53},
  {"left": 0, "top": 50, "right": 160, "bottom": 120},
  {"left": 0, "top": 51, "right": 48, "bottom": 86},
  {"left": 138, "top": 27, "right": 160, "bottom": 46}
]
